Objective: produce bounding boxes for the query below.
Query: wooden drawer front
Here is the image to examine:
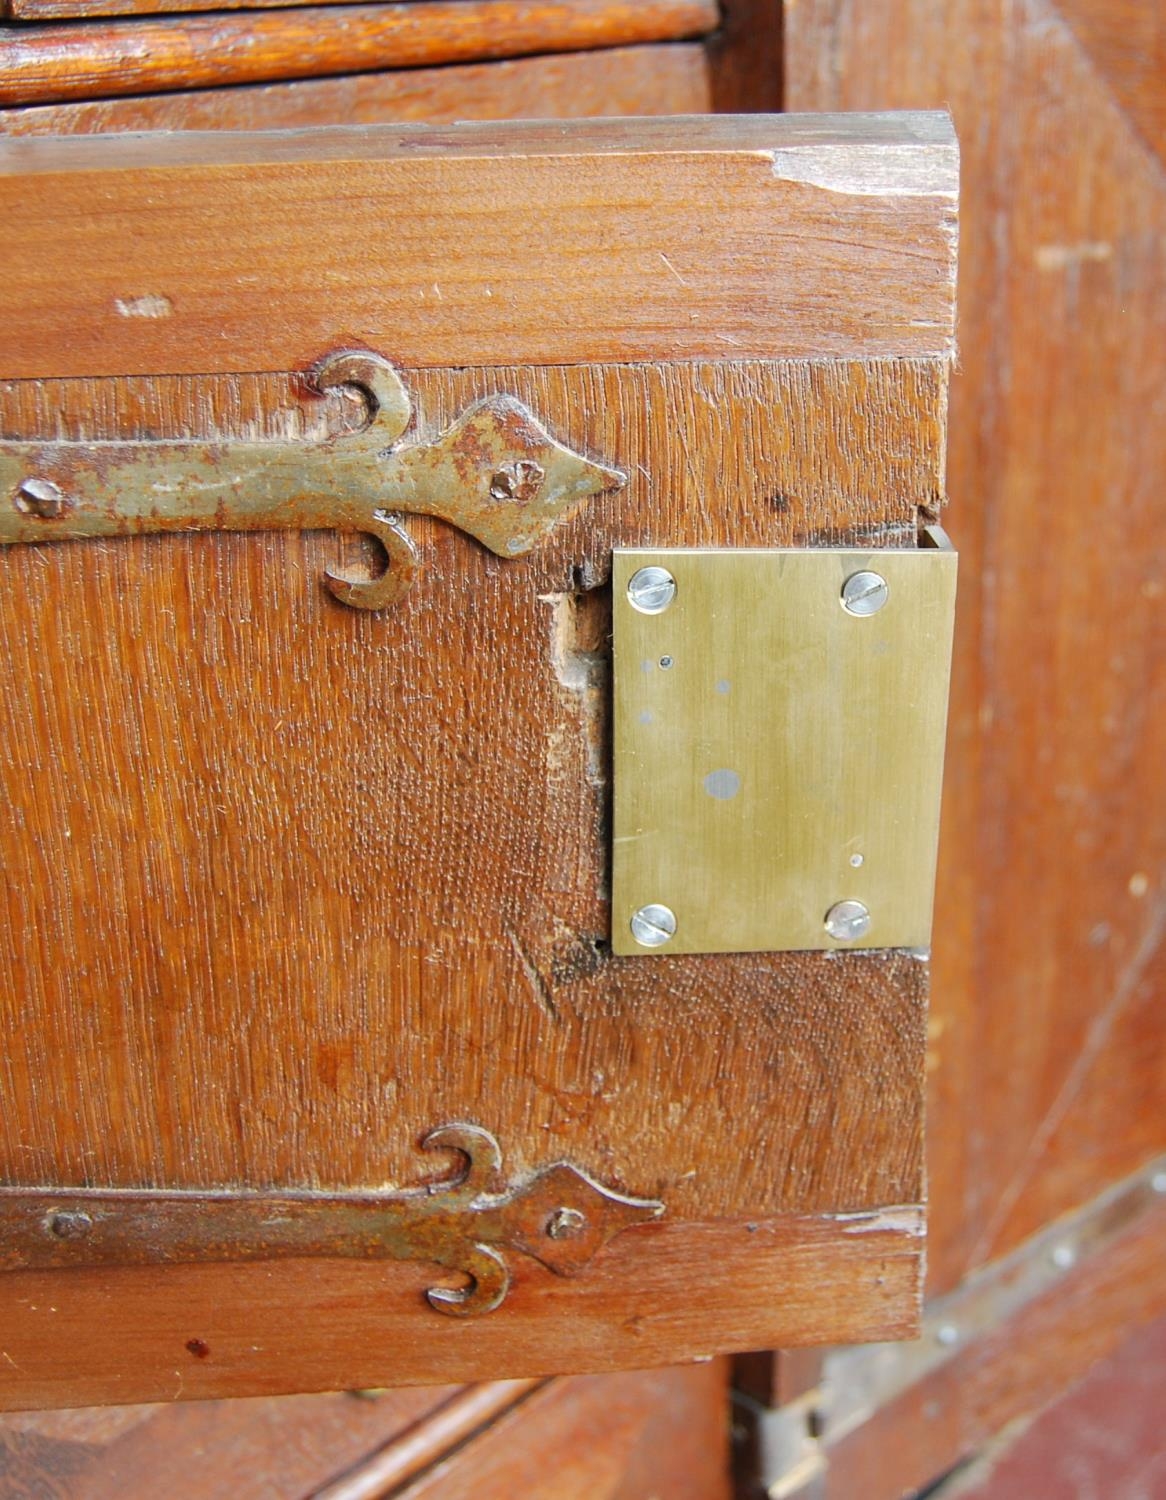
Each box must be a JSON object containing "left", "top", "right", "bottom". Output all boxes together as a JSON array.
[{"left": 0, "top": 112, "right": 957, "bottom": 1408}]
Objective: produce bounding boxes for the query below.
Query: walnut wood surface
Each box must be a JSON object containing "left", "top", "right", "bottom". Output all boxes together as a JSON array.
[
  {"left": 0, "top": 43, "right": 712, "bottom": 135},
  {"left": 0, "top": 113, "right": 958, "bottom": 379},
  {"left": 788, "top": 0, "right": 1166, "bottom": 1302},
  {"left": 0, "top": 0, "right": 717, "bottom": 100}
]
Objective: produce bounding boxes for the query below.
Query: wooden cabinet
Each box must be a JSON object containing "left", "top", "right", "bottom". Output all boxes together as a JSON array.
[
  {"left": 35, "top": 6, "right": 1161, "bottom": 1499},
  {"left": 6, "top": 4, "right": 1159, "bottom": 1499}
]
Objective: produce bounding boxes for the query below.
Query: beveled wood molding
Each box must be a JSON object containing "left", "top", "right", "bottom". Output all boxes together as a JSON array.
[
  {"left": 0, "top": 113, "right": 959, "bottom": 380},
  {"left": 776, "top": 1158, "right": 1166, "bottom": 1500},
  {"left": 0, "top": 0, "right": 717, "bottom": 90},
  {"left": 0, "top": 45, "right": 714, "bottom": 137},
  {"left": 311, "top": 1380, "right": 544, "bottom": 1500}
]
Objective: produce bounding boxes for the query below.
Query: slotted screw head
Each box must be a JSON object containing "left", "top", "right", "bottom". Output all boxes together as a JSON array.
[
  {"left": 841, "top": 571, "right": 889, "bottom": 616},
  {"left": 546, "top": 1207, "right": 586, "bottom": 1240},
  {"left": 47, "top": 1210, "right": 92, "bottom": 1240},
  {"left": 13, "top": 476, "right": 71, "bottom": 519},
  {"left": 630, "top": 903, "right": 677, "bottom": 948},
  {"left": 627, "top": 566, "right": 677, "bottom": 615},
  {"left": 824, "top": 900, "right": 871, "bottom": 942}
]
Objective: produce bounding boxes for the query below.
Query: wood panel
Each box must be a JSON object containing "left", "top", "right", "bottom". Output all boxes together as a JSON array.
[
  {"left": 0, "top": 1384, "right": 466, "bottom": 1498},
  {"left": 314, "top": 1380, "right": 540, "bottom": 1499},
  {"left": 0, "top": 117, "right": 955, "bottom": 1403},
  {"left": 0, "top": 358, "right": 941, "bottom": 1212},
  {"left": 0, "top": 43, "right": 713, "bottom": 136},
  {"left": 0, "top": 1213, "right": 923, "bottom": 1410},
  {"left": 821, "top": 1174, "right": 1166, "bottom": 1499},
  {"left": 0, "top": 0, "right": 717, "bottom": 101},
  {"left": 787, "top": 0, "right": 1166, "bottom": 1297},
  {"left": 394, "top": 1362, "right": 731, "bottom": 1499},
  {"left": 0, "top": 114, "right": 958, "bottom": 379}
]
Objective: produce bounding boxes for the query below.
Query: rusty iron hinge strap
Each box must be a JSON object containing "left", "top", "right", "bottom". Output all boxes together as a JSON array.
[
  {"left": 0, "top": 1124, "right": 663, "bottom": 1317},
  {"left": 0, "top": 352, "right": 625, "bottom": 610}
]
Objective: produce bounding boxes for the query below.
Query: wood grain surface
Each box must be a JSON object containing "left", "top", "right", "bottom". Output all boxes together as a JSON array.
[
  {"left": 0, "top": 43, "right": 713, "bottom": 135},
  {"left": 314, "top": 1380, "right": 541, "bottom": 1499},
  {"left": 0, "top": 1366, "right": 723, "bottom": 1498},
  {"left": 0, "top": 359, "right": 941, "bottom": 1212},
  {"left": 948, "top": 1312, "right": 1166, "bottom": 1500},
  {"left": 392, "top": 1362, "right": 730, "bottom": 1499},
  {"left": 0, "top": 113, "right": 958, "bottom": 379},
  {"left": 0, "top": 0, "right": 717, "bottom": 101},
  {"left": 787, "top": 0, "right": 1166, "bottom": 1302},
  {"left": 0, "top": 1210, "right": 922, "bottom": 1410},
  {"left": 0, "top": 355, "right": 943, "bottom": 1403},
  {"left": 0, "top": 116, "right": 955, "bottom": 1402},
  {"left": 821, "top": 1178, "right": 1166, "bottom": 1498},
  {"left": 0, "top": 1365, "right": 726, "bottom": 1497},
  {"left": 0, "top": 1383, "right": 465, "bottom": 1497}
]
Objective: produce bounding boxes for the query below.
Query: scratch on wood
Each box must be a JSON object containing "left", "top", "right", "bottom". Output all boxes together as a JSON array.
[
  {"left": 1034, "top": 242, "right": 1112, "bottom": 271},
  {"left": 114, "top": 294, "right": 172, "bottom": 319},
  {"left": 506, "top": 927, "right": 560, "bottom": 1025},
  {"left": 659, "top": 252, "right": 689, "bottom": 287},
  {"left": 836, "top": 1206, "right": 926, "bottom": 1237}
]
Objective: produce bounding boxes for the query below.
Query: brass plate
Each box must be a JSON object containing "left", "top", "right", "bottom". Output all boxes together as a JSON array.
[{"left": 612, "top": 548, "right": 958, "bottom": 956}]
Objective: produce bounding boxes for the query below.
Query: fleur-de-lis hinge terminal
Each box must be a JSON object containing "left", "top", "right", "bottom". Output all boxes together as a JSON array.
[
  {"left": 0, "top": 1125, "right": 664, "bottom": 1316},
  {"left": 0, "top": 353, "right": 626, "bottom": 610}
]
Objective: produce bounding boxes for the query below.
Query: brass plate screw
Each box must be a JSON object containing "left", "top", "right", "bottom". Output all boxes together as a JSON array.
[
  {"left": 841, "top": 571, "right": 889, "bottom": 616},
  {"left": 630, "top": 904, "right": 677, "bottom": 948},
  {"left": 824, "top": 900, "right": 871, "bottom": 942},
  {"left": 627, "top": 566, "right": 677, "bottom": 615}
]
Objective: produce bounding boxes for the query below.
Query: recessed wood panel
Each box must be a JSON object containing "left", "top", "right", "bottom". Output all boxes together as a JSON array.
[{"left": 0, "top": 358, "right": 941, "bottom": 1211}]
